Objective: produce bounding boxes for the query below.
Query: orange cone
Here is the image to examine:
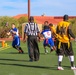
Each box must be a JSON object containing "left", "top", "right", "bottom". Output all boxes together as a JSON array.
[{"left": 2, "top": 40, "right": 5, "bottom": 47}]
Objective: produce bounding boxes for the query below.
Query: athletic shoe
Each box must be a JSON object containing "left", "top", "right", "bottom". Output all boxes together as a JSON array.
[
  {"left": 50, "top": 49, "right": 54, "bottom": 53},
  {"left": 45, "top": 50, "right": 48, "bottom": 54},
  {"left": 46, "top": 50, "right": 48, "bottom": 53},
  {"left": 19, "top": 50, "right": 24, "bottom": 54},
  {"left": 71, "top": 66, "right": 76, "bottom": 70},
  {"left": 57, "top": 66, "right": 64, "bottom": 70}
]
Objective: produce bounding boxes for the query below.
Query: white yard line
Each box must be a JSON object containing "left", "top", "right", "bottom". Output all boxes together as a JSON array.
[{"left": 73, "top": 70, "right": 76, "bottom": 75}]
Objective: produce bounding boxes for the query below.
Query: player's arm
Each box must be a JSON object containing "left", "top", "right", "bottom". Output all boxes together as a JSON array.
[
  {"left": 6, "top": 29, "right": 12, "bottom": 35},
  {"left": 11, "top": 30, "right": 17, "bottom": 35},
  {"left": 52, "top": 26, "right": 58, "bottom": 38},
  {"left": 7, "top": 29, "right": 17, "bottom": 35},
  {"left": 68, "top": 24, "right": 75, "bottom": 39},
  {"left": 53, "top": 26, "right": 62, "bottom": 39},
  {"left": 40, "top": 34, "right": 44, "bottom": 40}
]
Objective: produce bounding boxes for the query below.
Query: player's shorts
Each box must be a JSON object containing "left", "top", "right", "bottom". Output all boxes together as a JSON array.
[
  {"left": 56, "top": 41, "right": 74, "bottom": 56},
  {"left": 43, "top": 38, "right": 54, "bottom": 47},
  {"left": 12, "top": 35, "right": 20, "bottom": 46}
]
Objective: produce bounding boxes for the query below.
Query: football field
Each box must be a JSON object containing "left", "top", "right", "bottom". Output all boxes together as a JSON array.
[{"left": 0, "top": 41, "right": 76, "bottom": 75}]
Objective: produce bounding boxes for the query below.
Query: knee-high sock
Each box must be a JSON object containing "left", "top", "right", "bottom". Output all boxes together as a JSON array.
[
  {"left": 58, "top": 55, "right": 63, "bottom": 66},
  {"left": 68, "top": 56, "right": 74, "bottom": 67},
  {"left": 13, "top": 45, "right": 22, "bottom": 51}
]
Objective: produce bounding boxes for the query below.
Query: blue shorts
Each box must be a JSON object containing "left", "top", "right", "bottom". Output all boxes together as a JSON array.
[
  {"left": 12, "top": 35, "right": 20, "bottom": 46},
  {"left": 43, "top": 38, "right": 54, "bottom": 47}
]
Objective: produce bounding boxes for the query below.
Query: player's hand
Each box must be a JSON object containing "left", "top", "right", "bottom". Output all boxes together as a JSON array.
[{"left": 7, "top": 32, "right": 10, "bottom": 35}]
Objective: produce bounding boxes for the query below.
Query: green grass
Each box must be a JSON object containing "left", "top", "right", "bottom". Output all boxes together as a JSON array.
[{"left": 0, "top": 41, "right": 76, "bottom": 75}]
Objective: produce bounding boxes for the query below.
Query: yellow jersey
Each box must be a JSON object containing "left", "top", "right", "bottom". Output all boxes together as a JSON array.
[
  {"left": 56, "top": 21, "right": 70, "bottom": 43},
  {"left": 49, "top": 25, "right": 56, "bottom": 34}
]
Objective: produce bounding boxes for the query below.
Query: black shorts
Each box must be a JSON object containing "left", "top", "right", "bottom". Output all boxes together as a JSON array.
[{"left": 56, "top": 41, "right": 74, "bottom": 56}]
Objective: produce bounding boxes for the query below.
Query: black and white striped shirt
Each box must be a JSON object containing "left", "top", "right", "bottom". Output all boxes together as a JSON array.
[{"left": 24, "top": 22, "right": 40, "bottom": 36}]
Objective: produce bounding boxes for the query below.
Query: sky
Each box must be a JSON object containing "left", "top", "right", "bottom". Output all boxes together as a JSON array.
[{"left": 0, "top": 0, "right": 76, "bottom": 16}]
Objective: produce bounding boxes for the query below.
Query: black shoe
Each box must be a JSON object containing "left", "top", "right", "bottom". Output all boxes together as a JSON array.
[
  {"left": 21, "top": 50, "right": 24, "bottom": 54},
  {"left": 19, "top": 50, "right": 24, "bottom": 54},
  {"left": 50, "top": 49, "right": 54, "bottom": 53}
]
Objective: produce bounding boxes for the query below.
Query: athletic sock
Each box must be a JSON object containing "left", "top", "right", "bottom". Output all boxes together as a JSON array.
[
  {"left": 58, "top": 62, "right": 61, "bottom": 66},
  {"left": 69, "top": 56, "right": 74, "bottom": 67},
  {"left": 19, "top": 47, "right": 24, "bottom": 53},
  {"left": 58, "top": 55, "right": 63, "bottom": 66},
  {"left": 71, "top": 62, "right": 74, "bottom": 67}
]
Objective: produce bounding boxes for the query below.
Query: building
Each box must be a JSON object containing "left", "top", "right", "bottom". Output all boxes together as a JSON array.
[{"left": 13, "top": 14, "right": 76, "bottom": 25}]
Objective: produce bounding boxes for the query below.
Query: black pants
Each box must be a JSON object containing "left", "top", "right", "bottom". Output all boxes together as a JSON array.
[
  {"left": 56, "top": 41, "right": 74, "bottom": 56},
  {"left": 27, "top": 36, "right": 40, "bottom": 61}
]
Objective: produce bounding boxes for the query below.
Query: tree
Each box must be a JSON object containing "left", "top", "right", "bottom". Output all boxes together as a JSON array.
[
  {"left": 0, "top": 16, "right": 19, "bottom": 28},
  {"left": 0, "top": 16, "right": 19, "bottom": 38},
  {"left": 18, "top": 16, "right": 28, "bottom": 24},
  {"left": 69, "top": 18, "right": 76, "bottom": 36}
]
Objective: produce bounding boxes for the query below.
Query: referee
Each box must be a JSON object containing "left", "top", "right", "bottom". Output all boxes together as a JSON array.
[{"left": 23, "top": 16, "right": 40, "bottom": 62}]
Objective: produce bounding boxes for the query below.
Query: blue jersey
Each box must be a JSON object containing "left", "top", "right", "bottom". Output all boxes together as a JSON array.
[
  {"left": 10, "top": 27, "right": 19, "bottom": 37},
  {"left": 41, "top": 29, "right": 54, "bottom": 47},
  {"left": 12, "top": 35, "right": 20, "bottom": 46},
  {"left": 10, "top": 28, "right": 20, "bottom": 46}
]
